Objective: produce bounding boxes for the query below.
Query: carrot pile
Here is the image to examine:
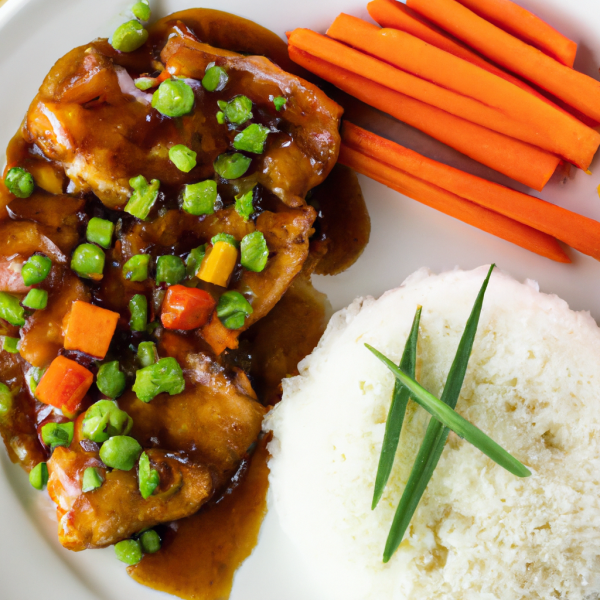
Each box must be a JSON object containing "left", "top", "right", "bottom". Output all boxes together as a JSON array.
[{"left": 286, "top": 0, "right": 600, "bottom": 261}]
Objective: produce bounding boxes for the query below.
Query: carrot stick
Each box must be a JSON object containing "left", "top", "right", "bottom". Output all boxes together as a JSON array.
[
  {"left": 455, "top": 0, "right": 577, "bottom": 67},
  {"left": 407, "top": 0, "right": 600, "bottom": 123},
  {"left": 288, "top": 45, "right": 560, "bottom": 191},
  {"left": 343, "top": 122, "right": 600, "bottom": 260},
  {"left": 338, "top": 144, "right": 568, "bottom": 263},
  {"left": 326, "top": 15, "right": 600, "bottom": 169}
]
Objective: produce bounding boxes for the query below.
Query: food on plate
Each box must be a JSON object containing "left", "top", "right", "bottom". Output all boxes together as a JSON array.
[{"left": 265, "top": 266, "right": 600, "bottom": 599}]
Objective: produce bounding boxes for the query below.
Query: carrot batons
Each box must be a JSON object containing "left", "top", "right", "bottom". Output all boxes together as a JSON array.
[
  {"left": 455, "top": 0, "right": 577, "bottom": 66},
  {"left": 343, "top": 122, "right": 600, "bottom": 261},
  {"left": 200, "top": 314, "right": 239, "bottom": 356},
  {"left": 161, "top": 285, "right": 216, "bottom": 331},
  {"left": 288, "top": 45, "right": 560, "bottom": 191},
  {"left": 36, "top": 355, "right": 94, "bottom": 414},
  {"left": 197, "top": 242, "right": 238, "bottom": 288},
  {"left": 326, "top": 14, "right": 600, "bottom": 169},
  {"left": 338, "top": 144, "right": 569, "bottom": 263},
  {"left": 63, "top": 300, "right": 119, "bottom": 359},
  {"left": 407, "top": 0, "right": 600, "bottom": 123}
]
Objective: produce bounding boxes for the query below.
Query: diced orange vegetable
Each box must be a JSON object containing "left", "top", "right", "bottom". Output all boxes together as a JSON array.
[
  {"left": 197, "top": 242, "right": 238, "bottom": 288},
  {"left": 161, "top": 285, "right": 216, "bottom": 330},
  {"left": 200, "top": 314, "right": 239, "bottom": 355},
  {"left": 63, "top": 300, "right": 119, "bottom": 359},
  {"left": 35, "top": 355, "right": 94, "bottom": 414}
]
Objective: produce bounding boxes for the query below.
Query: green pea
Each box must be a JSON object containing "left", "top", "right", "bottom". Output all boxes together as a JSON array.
[
  {"left": 134, "top": 77, "right": 156, "bottom": 91},
  {"left": 114, "top": 539, "right": 143, "bottom": 565},
  {"left": 123, "top": 254, "right": 151, "bottom": 282},
  {"left": 71, "top": 244, "right": 105, "bottom": 280},
  {"left": 214, "top": 153, "right": 251, "bottom": 180},
  {"left": 86, "top": 217, "right": 114, "bottom": 249},
  {"left": 156, "top": 256, "right": 185, "bottom": 285},
  {"left": 4, "top": 167, "right": 34, "bottom": 198},
  {"left": 211, "top": 233, "right": 239, "bottom": 248},
  {"left": 82, "top": 467, "right": 104, "bottom": 492},
  {"left": 97, "top": 362, "right": 127, "bottom": 399},
  {"left": 0, "top": 382, "right": 11, "bottom": 417},
  {"left": 22, "top": 289, "right": 48, "bottom": 310},
  {"left": 82, "top": 400, "right": 133, "bottom": 443},
  {"left": 111, "top": 20, "right": 149, "bottom": 53},
  {"left": 241, "top": 231, "right": 269, "bottom": 273},
  {"left": 216, "top": 111, "right": 225, "bottom": 124},
  {"left": 129, "top": 294, "right": 148, "bottom": 332},
  {"left": 272, "top": 95, "right": 287, "bottom": 111},
  {"left": 235, "top": 188, "right": 255, "bottom": 221},
  {"left": 125, "top": 176, "right": 160, "bottom": 221},
  {"left": 139, "top": 529, "right": 161, "bottom": 553},
  {"left": 185, "top": 246, "right": 206, "bottom": 279},
  {"left": 151, "top": 79, "right": 195, "bottom": 118},
  {"left": 217, "top": 96, "right": 252, "bottom": 124},
  {"left": 29, "top": 462, "right": 48, "bottom": 491},
  {"left": 131, "top": 0, "right": 151, "bottom": 21},
  {"left": 2, "top": 336, "right": 19, "bottom": 354},
  {"left": 233, "top": 124, "right": 270, "bottom": 154},
  {"left": 181, "top": 180, "right": 218, "bottom": 216},
  {"left": 132, "top": 357, "right": 185, "bottom": 403},
  {"left": 100, "top": 435, "right": 142, "bottom": 471},
  {"left": 137, "top": 341, "right": 158, "bottom": 368},
  {"left": 202, "top": 65, "right": 228, "bottom": 92},
  {"left": 41, "top": 421, "right": 74, "bottom": 451},
  {"left": 138, "top": 451, "right": 160, "bottom": 499},
  {"left": 169, "top": 144, "right": 197, "bottom": 173},
  {"left": 22, "top": 255, "right": 52, "bottom": 286},
  {"left": 216, "top": 291, "right": 253, "bottom": 330},
  {"left": 0, "top": 292, "right": 25, "bottom": 327}
]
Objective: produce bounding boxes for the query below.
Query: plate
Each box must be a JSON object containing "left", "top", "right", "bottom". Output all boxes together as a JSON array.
[{"left": 1, "top": 0, "right": 599, "bottom": 598}]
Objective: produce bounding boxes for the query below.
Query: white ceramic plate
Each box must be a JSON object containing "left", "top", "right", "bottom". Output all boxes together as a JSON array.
[{"left": 1, "top": 0, "right": 600, "bottom": 598}]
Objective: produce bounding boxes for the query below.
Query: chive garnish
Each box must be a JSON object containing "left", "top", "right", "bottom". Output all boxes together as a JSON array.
[{"left": 372, "top": 306, "right": 421, "bottom": 510}]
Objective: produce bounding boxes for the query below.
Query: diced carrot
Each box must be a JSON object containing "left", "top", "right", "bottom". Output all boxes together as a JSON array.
[
  {"left": 161, "top": 285, "right": 216, "bottom": 331},
  {"left": 338, "top": 143, "right": 569, "bottom": 263},
  {"left": 407, "top": 0, "right": 600, "bottom": 124},
  {"left": 200, "top": 313, "right": 239, "bottom": 356},
  {"left": 455, "top": 0, "right": 577, "bottom": 67},
  {"left": 287, "top": 44, "right": 560, "bottom": 191},
  {"left": 197, "top": 242, "right": 238, "bottom": 288},
  {"left": 36, "top": 355, "right": 94, "bottom": 414},
  {"left": 63, "top": 300, "right": 119, "bottom": 359}
]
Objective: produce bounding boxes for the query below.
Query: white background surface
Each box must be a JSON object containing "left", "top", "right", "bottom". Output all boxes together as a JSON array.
[{"left": 1, "top": 0, "right": 600, "bottom": 598}]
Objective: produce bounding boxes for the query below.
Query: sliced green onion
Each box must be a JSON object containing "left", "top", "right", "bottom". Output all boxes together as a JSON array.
[
  {"left": 181, "top": 180, "right": 218, "bottom": 216},
  {"left": 111, "top": 20, "right": 149, "bottom": 52},
  {"left": 233, "top": 124, "right": 270, "bottom": 154},
  {"left": 169, "top": 145, "right": 197, "bottom": 173},
  {"left": 156, "top": 255, "right": 185, "bottom": 285},
  {"left": 211, "top": 233, "right": 239, "bottom": 248},
  {"left": 217, "top": 95, "right": 253, "bottom": 124},
  {"left": 139, "top": 529, "right": 161, "bottom": 554},
  {"left": 2, "top": 336, "right": 19, "bottom": 354},
  {"left": 41, "top": 421, "right": 74, "bottom": 451},
  {"left": 86, "top": 217, "right": 114, "bottom": 249},
  {"left": 129, "top": 294, "right": 148, "bottom": 332},
  {"left": 134, "top": 77, "right": 156, "bottom": 91},
  {"left": 29, "top": 462, "right": 48, "bottom": 490},
  {"left": 123, "top": 254, "right": 151, "bottom": 282},
  {"left": 272, "top": 95, "right": 287, "bottom": 111},
  {"left": 216, "top": 291, "right": 253, "bottom": 330},
  {"left": 0, "top": 292, "right": 26, "bottom": 327},
  {"left": 100, "top": 435, "right": 142, "bottom": 471},
  {"left": 0, "top": 382, "right": 11, "bottom": 418},
  {"left": 152, "top": 79, "right": 195, "bottom": 118},
  {"left": 82, "top": 467, "right": 104, "bottom": 492},
  {"left": 138, "top": 451, "right": 160, "bottom": 499},
  {"left": 216, "top": 111, "right": 225, "bottom": 124},
  {"left": 132, "top": 357, "right": 185, "bottom": 403},
  {"left": 235, "top": 188, "right": 254, "bottom": 221},
  {"left": 185, "top": 246, "right": 206, "bottom": 279},
  {"left": 131, "top": 0, "right": 150, "bottom": 21},
  {"left": 214, "top": 153, "right": 251, "bottom": 180},
  {"left": 22, "top": 288, "right": 48, "bottom": 310},
  {"left": 22, "top": 255, "right": 51, "bottom": 286},
  {"left": 115, "top": 539, "right": 142, "bottom": 565},
  {"left": 202, "top": 65, "right": 228, "bottom": 92},
  {"left": 372, "top": 306, "right": 421, "bottom": 510},
  {"left": 4, "top": 167, "right": 34, "bottom": 198},
  {"left": 125, "top": 175, "right": 160, "bottom": 220},
  {"left": 26, "top": 368, "right": 44, "bottom": 398},
  {"left": 82, "top": 400, "right": 132, "bottom": 443},
  {"left": 97, "top": 361, "right": 126, "bottom": 399},
  {"left": 137, "top": 341, "right": 158, "bottom": 367},
  {"left": 240, "top": 231, "right": 268, "bottom": 272},
  {"left": 71, "top": 244, "right": 105, "bottom": 280}
]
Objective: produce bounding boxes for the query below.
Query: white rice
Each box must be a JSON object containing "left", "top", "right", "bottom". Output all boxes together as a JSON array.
[{"left": 264, "top": 266, "right": 600, "bottom": 600}]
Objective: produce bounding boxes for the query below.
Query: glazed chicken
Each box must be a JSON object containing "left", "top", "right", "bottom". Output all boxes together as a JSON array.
[{"left": 0, "top": 8, "right": 348, "bottom": 555}]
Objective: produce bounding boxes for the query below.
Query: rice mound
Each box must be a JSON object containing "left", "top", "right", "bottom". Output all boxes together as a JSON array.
[{"left": 264, "top": 266, "right": 600, "bottom": 600}]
